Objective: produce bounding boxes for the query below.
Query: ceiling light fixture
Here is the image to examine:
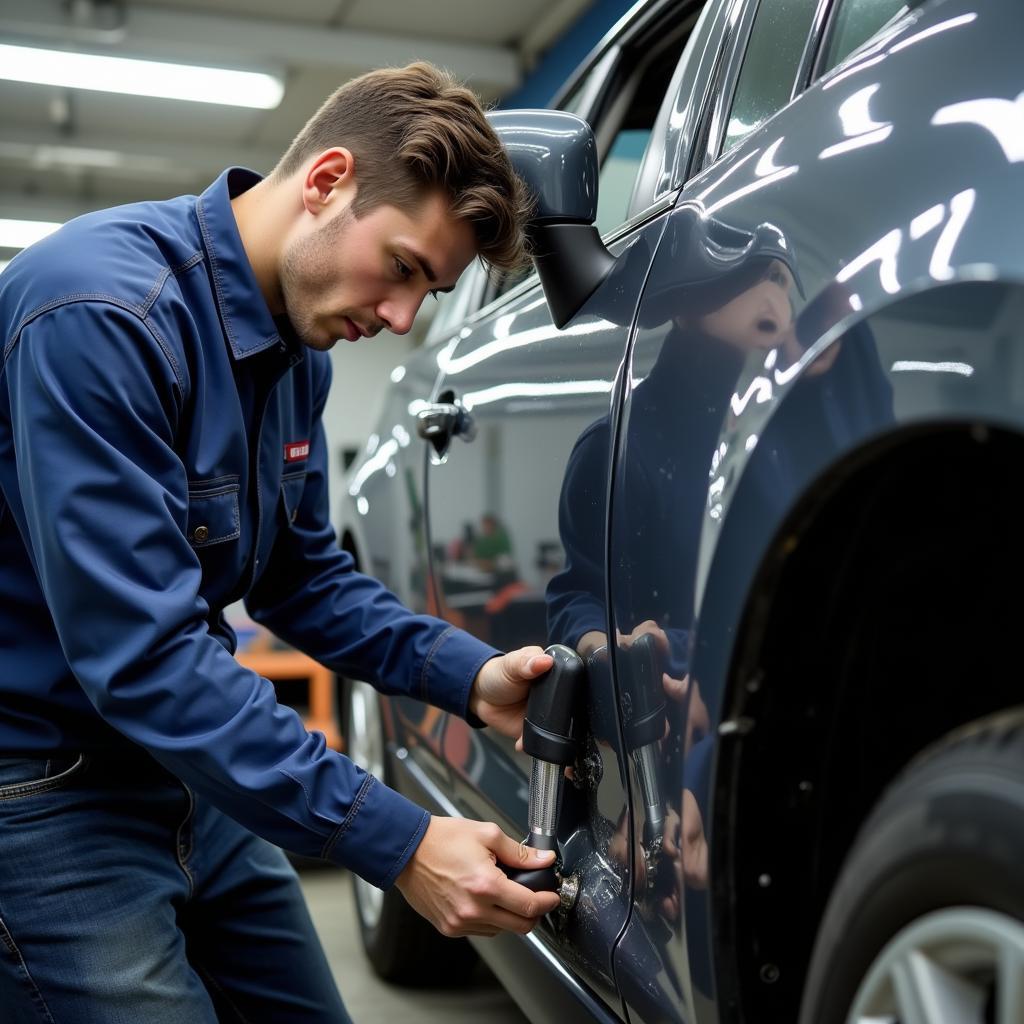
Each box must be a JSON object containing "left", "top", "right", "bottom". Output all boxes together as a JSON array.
[
  {"left": 0, "top": 44, "right": 284, "bottom": 109},
  {"left": 0, "top": 218, "right": 63, "bottom": 249}
]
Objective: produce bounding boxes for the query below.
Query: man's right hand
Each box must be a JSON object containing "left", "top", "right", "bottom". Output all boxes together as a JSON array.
[{"left": 395, "top": 816, "right": 561, "bottom": 937}]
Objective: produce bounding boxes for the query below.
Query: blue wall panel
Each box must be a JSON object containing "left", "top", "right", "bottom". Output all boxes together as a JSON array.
[{"left": 499, "top": 0, "right": 636, "bottom": 109}]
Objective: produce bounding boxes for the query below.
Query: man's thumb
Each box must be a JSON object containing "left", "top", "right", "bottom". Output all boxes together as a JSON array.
[
  {"left": 522, "top": 648, "right": 552, "bottom": 678},
  {"left": 494, "top": 830, "right": 556, "bottom": 869}
]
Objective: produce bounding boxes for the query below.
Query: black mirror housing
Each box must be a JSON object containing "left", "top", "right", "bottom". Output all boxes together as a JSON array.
[{"left": 489, "top": 110, "right": 615, "bottom": 329}]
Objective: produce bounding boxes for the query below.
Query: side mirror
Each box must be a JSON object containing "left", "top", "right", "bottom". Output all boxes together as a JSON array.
[{"left": 489, "top": 110, "right": 615, "bottom": 329}]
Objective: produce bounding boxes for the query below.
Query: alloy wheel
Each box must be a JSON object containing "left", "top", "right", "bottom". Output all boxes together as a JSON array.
[
  {"left": 346, "top": 679, "right": 386, "bottom": 930},
  {"left": 847, "top": 907, "right": 1024, "bottom": 1024}
]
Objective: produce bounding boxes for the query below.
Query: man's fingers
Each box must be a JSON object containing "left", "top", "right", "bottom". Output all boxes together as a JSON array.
[
  {"left": 485, "top": 902, "right": 555, "bottom": 934},
  {"left": 489, "top": 827, "right": 556, "bottom": 870},
  {"left": 663, "top": 672, "right": 689, "bottom": 702},
  {"left": 494, "top": 878, "right": 561, "bottom": 920}
]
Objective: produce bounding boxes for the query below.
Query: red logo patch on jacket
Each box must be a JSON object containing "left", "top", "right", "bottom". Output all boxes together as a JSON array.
[{"left": 284, "top": 440, "right": 310, "bottom": 463}]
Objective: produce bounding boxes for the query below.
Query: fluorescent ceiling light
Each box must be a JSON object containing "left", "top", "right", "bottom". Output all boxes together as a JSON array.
[
  {"left": 0, "top": 219, "right": 62, "bottom": 248},
  {"left": 0, "top": 44, "right": 284, "bottom": 109}
]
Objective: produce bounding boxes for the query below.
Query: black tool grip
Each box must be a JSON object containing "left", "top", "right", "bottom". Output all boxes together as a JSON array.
[
  {"left": 623, "top": 632, "right": 666, "bottom": 750},
  {"left": 503, "top": 832, "right": 558, "bottom": 892},
  {"left": 521, "top": 644, "right": 585, "bottom": 765}
]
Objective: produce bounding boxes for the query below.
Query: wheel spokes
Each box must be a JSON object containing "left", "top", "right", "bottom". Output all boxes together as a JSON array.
[
  {"left": 848, "top": 909, "right": 1024, "bottom": 1024},
  {"left": 996, "top": 943, "right": 1024, "bottom": 1024},
  {"left": 891, "top": 949, "right": 987, "bottom": 1024}
]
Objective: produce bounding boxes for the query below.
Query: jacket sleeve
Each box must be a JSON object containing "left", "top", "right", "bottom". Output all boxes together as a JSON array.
[
  {"left": 245, "top": 354, "right": 500, "bottom": 720},
  {"left": 6, "top": 302, "right": 434, "bottom": 888}
]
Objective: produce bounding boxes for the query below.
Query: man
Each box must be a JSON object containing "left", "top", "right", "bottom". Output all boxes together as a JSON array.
[{"left": 0, "top": 62, "right": 560, "bottom": 1022}]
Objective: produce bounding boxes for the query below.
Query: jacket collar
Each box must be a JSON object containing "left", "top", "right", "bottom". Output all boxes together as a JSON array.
[{"left": 196, "top": 167, "right": 301, "bottom": 363}]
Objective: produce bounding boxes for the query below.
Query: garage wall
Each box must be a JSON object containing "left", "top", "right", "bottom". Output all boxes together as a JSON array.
[{"left": 500, "top": 0, "right": 635, "bottom": 108}]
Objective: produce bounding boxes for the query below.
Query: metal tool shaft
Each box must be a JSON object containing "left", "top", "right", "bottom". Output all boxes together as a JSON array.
[{"left": 528, "top": 757, "right": 562, "bottom": 836}]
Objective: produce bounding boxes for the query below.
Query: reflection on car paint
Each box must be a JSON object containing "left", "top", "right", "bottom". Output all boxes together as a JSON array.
[
  {"left": 339, "top": 1, "right": 1024, "bottom": 1020},
  {"left": 424, "top": 219, "right": 673, "bottom": 1013}
]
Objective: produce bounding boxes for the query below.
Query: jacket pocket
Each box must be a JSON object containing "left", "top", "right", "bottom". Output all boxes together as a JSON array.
[
  {"left": 187, "top": 477, "right": 240, "bottom": 547},
  {"left": 280, "top": 470, "right": 307, "bottom": 526}
]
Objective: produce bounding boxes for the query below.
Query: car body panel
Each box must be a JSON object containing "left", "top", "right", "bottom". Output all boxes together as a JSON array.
[
  {"left": 342, "top": 350, "right": 453, "bottom": 794},
  {"left": 426, "top": 220, "right": 668, "bottom": 1016},
  {"left": 338, "top": 0, "right": 1024, "bottom": 1020},
  {"left": 602, "top": 2, "right": 1024, "bottom": 1021}
]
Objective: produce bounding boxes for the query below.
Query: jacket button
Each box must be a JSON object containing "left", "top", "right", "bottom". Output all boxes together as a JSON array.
[{"left": 193, "top": 525, "right": 209, "bottom": 543}]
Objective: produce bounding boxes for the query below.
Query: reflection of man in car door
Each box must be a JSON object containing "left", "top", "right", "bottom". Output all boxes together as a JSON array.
[{"left": 546, "top": 210, "right": 894, "bottom": 939}]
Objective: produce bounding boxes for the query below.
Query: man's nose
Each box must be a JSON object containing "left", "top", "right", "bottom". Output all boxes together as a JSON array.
[{"left": 378, "top": 297, "right": 419, "bottom": 336}]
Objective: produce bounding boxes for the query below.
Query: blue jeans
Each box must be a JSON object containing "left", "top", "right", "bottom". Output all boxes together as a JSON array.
[{"left": 0, "top": 753, "right": 352, "bottom": 1023}]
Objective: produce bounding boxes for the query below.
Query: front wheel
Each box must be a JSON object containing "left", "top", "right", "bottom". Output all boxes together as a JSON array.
[
  {"left": 345, "top": 679, "right": 476, "bottom": 985},
  {"left": 799, "top": 709, "right": 1024, "bottom": 1024}
]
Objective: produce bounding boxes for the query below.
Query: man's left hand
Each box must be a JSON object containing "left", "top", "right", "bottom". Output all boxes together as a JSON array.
[{"left": 469, "top": 647, "right": 553, "bottom": 741}]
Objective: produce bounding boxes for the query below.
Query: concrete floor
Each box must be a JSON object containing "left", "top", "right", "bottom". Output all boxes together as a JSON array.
[{"left": 299, "top": 866, "right": 530, "bottom": 1024}]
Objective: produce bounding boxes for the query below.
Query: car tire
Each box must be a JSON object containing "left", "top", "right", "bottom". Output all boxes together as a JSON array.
[
  {"left": 798, "top": 709, "right": 1024, "bottom": 1024},
  {"left": 345, "top": 679, "right": 477, "bottom": 985}
]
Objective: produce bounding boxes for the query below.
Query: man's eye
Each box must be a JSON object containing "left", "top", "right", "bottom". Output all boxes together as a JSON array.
[{"left": 395, "top": 258, "right": 412, "bottom": 280}]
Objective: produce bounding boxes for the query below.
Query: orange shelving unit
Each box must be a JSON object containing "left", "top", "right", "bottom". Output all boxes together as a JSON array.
[{"left": 236, "top": 630, "right": 342, "bottom": 751}]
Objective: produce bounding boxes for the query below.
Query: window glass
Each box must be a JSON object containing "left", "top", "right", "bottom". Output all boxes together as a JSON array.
[
  {"left": 721, "top": 0, "right": 817, "bottom": 154},
  {"left": 820, "top": 0, "right": 908, "bottom": 74},
  {"left": 593, "top": 35, "right": 688, "bottom": 236},
  {"left": 558, "top": 65, "right": 600, "bottom": 118},
  {"left": 491, "top": 18, "right": 694, "bottom": 302},
  {"left": 594, "top": 129, "right": 650, "bottom": 235}
]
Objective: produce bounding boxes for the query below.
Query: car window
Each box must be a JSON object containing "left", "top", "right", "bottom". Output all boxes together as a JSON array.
[
  {"left": 721, "top": 0, "right": 818, "bottom": 155},
  {"left": 491, "top": 19, "right": 696, "bottom": 303},
  {"left": 556, "top": 46, "right": 618, "bottom": 119},
  {"left": 819, "top": 0, "right": 909, "bottom": 74},
  {"left": 592, "top": 31, "right": 689, "bottom": 236}
]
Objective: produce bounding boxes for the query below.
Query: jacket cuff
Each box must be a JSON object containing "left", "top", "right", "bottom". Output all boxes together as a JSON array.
[
  {"left": 322, "top": 774, "right": 430, "bottom": 889},
  {"left": 420, "top": 626, "right": 501, "bottom": 727}
]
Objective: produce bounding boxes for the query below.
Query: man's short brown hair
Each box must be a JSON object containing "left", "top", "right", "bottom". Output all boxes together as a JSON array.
[{"left": 273, "top": 62, "right": 532, "bottom": 272}]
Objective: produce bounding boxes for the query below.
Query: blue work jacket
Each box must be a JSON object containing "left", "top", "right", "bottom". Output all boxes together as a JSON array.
[{"left": 0, "top": 168, "right": 499, "bottom": 889}]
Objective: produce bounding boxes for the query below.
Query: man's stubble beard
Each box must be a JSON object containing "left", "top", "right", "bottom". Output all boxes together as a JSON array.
[{"left": 279, "top": 206, "right": 354, "bottom": 350}]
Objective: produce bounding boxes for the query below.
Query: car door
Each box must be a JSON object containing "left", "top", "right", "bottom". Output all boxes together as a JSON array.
[
  {"left": 608, "top": 0, "right": 942, "bottom": 1021},
  {"left": 342, "top": 262, "right": 490, "bottom": 794},
  {"left": 420, "top": 2, "right": 729, "bottom": 1018}
]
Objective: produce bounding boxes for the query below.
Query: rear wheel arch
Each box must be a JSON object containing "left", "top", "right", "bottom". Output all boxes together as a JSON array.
[{"left": 711, "top": 421, "right": 1024, "bottom": 1021}]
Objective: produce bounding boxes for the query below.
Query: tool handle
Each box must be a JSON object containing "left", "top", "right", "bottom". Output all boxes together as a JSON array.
[
  {"left": 503, "top": 832, "right": 559, "bottom": 892},
  {"left": 521, "top": 644, "right": 585, "bottom": 765},
  {"left": 623, "top": 631, "right": 667, "bottom": 750}
]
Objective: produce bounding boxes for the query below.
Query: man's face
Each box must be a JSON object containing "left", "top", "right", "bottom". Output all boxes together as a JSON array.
[
  {"left": 698, "top": 259, "right": 795, "bottom": 352},
  {"left": 280, "top": 190, "right": 476, "bottom": 351}
]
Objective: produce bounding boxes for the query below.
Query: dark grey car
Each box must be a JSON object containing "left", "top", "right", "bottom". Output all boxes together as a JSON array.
[{"left": 339, "top": 0, "right": 1024, "bottom": 1020}]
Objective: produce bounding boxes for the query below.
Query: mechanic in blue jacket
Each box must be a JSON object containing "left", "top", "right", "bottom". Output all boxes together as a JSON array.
[{"left": 0, "top": 63, "right": 560, "bottom": 1023}]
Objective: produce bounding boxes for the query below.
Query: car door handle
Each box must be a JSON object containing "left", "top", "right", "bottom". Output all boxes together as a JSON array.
[{"left": 416, "top": 397, "right": 476, "bottom": 459}]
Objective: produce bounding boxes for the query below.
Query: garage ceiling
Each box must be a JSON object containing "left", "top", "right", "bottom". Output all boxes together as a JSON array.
[{"left": 0, "top": 0, "right": 593, "bottom": 254}]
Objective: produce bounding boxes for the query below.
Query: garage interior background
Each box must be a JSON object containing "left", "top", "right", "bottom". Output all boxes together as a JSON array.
[{"left": 0, "top": 0, "right": 634, "bottom": 519}]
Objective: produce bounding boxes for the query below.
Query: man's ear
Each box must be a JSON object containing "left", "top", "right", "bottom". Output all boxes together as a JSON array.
[{"left": 302, "top": 148, "right": 356, "bottom": 217}]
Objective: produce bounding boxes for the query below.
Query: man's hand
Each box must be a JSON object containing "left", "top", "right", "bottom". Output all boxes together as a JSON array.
[
  {"left": 469, "top": 647, "right": 553, "bottom": 741},
  {"left": 396, "top": 816, "right": 561, "bottom": 937}
]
